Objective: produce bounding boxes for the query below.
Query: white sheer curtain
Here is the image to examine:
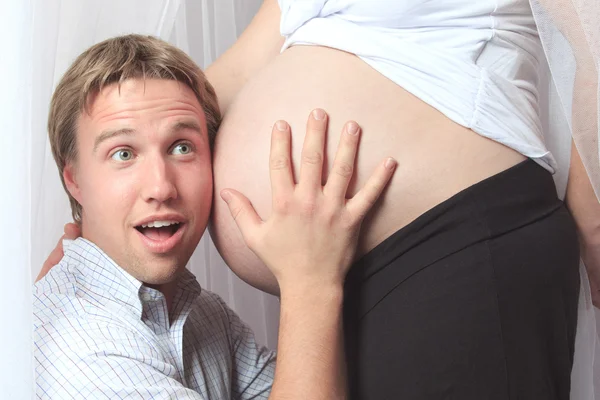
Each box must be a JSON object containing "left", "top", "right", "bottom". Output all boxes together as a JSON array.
[
  {"left": 3, "top": 0, "right": 599, "bottom": 398},
  {"left": 530, "top": 1, "right": 600, "bottom": 398},
  {"left": 1, "top": 2, "right": 34, "bottom": 398},
  {"left": 1, "top": 0, "right": 277, "bottom": 397}
]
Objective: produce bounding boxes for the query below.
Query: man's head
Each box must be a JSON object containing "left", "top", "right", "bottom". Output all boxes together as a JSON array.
[{"left": 49, "top": 34, "right": 220, "bottom": 285}]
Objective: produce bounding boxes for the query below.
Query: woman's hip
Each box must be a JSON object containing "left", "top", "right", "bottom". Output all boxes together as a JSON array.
[{"left": 344, "top": 159, "right": 580, "bottom": 399}]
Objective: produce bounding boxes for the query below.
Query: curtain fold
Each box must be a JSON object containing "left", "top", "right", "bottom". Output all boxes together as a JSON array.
[
  {"left": 1, "top": 2, "right": 34, "bottom": 398},
  {"left": 529, "top": 1, "right": 600, "bottom": 398},
  {"left": 531, "top": 0, "right": 599, "bottom": 200}
]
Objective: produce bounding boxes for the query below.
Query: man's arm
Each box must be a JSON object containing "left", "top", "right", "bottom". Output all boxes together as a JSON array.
[
  {"left": 205, "top": 0, "right": 283, "bottom": 113},
  {"left": 272, "top": 284, "right": 346, "bottom": 398},
  {"left": 223, "top": 110, "right": 397, "bottom": 399},
  {"left": 227, "top": 275, "right": 345, "bottom": 400}
]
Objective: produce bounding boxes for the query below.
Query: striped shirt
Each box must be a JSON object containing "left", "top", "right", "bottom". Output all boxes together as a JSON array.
[{"left": 34, "top": 238, "right": 275, "bottom": 399}]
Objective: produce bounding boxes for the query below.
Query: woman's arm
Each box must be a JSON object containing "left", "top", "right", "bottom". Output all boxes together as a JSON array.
[
  {"left": 566, "top": 143, "right": 600, "bottom": 307},
  {"left": 536, "top": 0, "right": 600, "bottom": 306},
  {"left": 205, "top": 0, "right": 284, "bottom": 114}
]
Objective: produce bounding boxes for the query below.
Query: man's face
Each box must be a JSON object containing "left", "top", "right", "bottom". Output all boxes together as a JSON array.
[{"left": 65, "top": 78, "right": 212, "bottom": 285}]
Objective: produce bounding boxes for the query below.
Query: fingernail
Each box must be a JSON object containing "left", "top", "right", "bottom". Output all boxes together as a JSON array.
[
  {"left": 276, "top": 120, "right": 287, "bottom": 131},
  {"left": 312, "top": 109, "right": 326, "bottom": 120},
  {"left": 385, "top": 157, "right": 397, "bottom": 169},
  {"left": 347, "top": 122, "right": 359, "bottom": 135},
  {"left": 221, "top": 190, "right": 232, "bottom": 203}
]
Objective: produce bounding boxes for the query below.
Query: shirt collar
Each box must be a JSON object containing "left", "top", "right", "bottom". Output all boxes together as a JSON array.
[{"left": 63, "top": 237, "right": 201, "bottom": 321}]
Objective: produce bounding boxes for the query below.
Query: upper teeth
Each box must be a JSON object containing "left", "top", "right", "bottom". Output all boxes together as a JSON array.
[{"left": 141, "top": 220, "right": 179, "bottom": 228}]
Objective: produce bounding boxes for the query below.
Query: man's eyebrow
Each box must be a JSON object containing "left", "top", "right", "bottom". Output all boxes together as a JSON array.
[
  {"left": 170, "top": 120, "right": 204, "bottom": 137},
  {"left": 93, "top": 128, "right": 136, "bottom": 153},
  {"left": 93, "top": 121, "right": 204, "bottom": 153}
]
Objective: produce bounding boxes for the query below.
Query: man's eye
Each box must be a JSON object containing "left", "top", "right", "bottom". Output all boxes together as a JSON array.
[
  {"left": 111, "top": 149, "right": 134, "bottom": 161},
  {"left": 171, "top": 143, "right": 193, "bottom": 155}
]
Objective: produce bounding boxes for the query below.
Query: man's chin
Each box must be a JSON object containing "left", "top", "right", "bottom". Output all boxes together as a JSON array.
[
  {"left": 122, "top": 228, "right": 201, "bottom": 285},
  {"left": 133, "top": 259, "right": 186, "bottom": 286}
]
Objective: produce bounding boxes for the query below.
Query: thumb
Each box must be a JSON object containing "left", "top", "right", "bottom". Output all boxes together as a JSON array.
[
  {"left": 221, "top": 189, "right": 262, "bottom": 244},
  {"left": 64, "top": 222, "right": 81, "bottom": 239}
]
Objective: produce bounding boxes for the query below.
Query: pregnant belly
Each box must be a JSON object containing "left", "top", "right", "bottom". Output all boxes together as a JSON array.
[{"left": 210, "top": 46, "right": 525, "bottom": 295}]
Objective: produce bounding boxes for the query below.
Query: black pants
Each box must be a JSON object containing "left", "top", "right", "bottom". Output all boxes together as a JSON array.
[{"left": 344, "top": 160, "right": 580, "bottom": 400}]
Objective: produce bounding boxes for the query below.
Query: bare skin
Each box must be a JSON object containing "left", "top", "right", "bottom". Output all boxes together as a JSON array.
[
  {"left": 207, "top": 1, "right": 600, "bottom": 306},
  {"left": 207, "top": 0, "right": 526, "bottom": 295}
]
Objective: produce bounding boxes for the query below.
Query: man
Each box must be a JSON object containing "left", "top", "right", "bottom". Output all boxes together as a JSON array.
[{"left": 34, "top": 34, "right": 396, "bottom": 399}]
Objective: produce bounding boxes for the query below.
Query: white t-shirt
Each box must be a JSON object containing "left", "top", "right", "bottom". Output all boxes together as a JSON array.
[{"left": 278, "top": 0, "right": 556, "bottom": 173}]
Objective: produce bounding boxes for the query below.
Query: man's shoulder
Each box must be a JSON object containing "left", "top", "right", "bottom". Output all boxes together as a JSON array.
[
  {"left": 33, "top": 265, "right": 154, "bottom": 359},
  {"left": 187, "top": 289, "right": 276, "bottom": 395},
  {"left": 194, "top": 288, "right": 228, "bottom": 308},
  {"left": 183, "top": 288, "right": 247, "bottom": 352},
  {"left": 191, "top": 288, "right": 246, "bottom": 324},
  {"left": 186, "top": 289, "right": 271, "bottom": 352},
  {"left": 188, "top": 289, "right": 233, "bottom": 327},
  {"left": 33, "top": 260, "right": 131, "bottom": 330},
  {"left": 34, "top": 261, "right": 86, "bottom": 323}
]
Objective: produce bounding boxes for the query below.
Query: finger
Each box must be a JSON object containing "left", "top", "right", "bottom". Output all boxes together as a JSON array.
[
  {"left": 37, "top": 234, "right": 66, "bottom": 282},
  {"left": 221, "top": 189, "right": 263, "bottom": 248},
  {"left": 64, "top": 222, "right": 81, "bottom": 239},
  {"left": 298, "top": 109, "right": 328, "bottom": 195},
  {"left": 269, "top": 121, "right": 294, "bottom": 202},
  {"left": 323, "top": 121, "right": 360, "bottom": 201},
  {"left": 346, "top": 157, "right": 397, "bottom": 221}
]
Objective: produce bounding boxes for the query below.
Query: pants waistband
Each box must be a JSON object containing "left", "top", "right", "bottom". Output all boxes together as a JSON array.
[{"left": 346, "top": 159, "right": 563, "bottom": 288}]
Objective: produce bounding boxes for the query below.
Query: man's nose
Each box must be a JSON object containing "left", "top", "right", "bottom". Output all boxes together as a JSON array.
[{"left": 142, "top": 156, "right": 178, "bottom": 204}]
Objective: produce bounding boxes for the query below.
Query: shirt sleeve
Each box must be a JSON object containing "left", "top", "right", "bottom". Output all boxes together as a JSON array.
[
  {"left": 35, "top": 316, "right": 206, "bottom": 400},
  {"left": 214, "top": 296, "right": 277, "bottom": 400}
]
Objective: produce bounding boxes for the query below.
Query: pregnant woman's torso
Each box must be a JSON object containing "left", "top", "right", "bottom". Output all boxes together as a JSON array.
[{"left": 210, "top": 0, "right": 542, "bottom": 294}]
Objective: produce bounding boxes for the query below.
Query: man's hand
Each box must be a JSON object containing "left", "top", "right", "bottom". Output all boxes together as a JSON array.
[
  {"left": 222, "top": 109, "right": 396, "bottom": 400},
  {"left": 37, "top": 223, "right": 81, "bottom": 282},
  {"left": 221, "top": 109, "right": 396, "bottom": 291}
]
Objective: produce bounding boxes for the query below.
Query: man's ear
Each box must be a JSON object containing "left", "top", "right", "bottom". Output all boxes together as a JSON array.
[{"left": 63, "top": 163, "right": 83, "bottom": 204}]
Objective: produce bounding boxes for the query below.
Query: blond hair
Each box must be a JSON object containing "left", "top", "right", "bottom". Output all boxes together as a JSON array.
[{"left": 48, "top": 34, "right": 221, "bottom": 223}]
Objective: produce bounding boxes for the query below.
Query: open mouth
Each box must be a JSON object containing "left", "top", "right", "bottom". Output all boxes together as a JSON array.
[{"left": 135, "top": 221, "right": 183, "bottom": 241}]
